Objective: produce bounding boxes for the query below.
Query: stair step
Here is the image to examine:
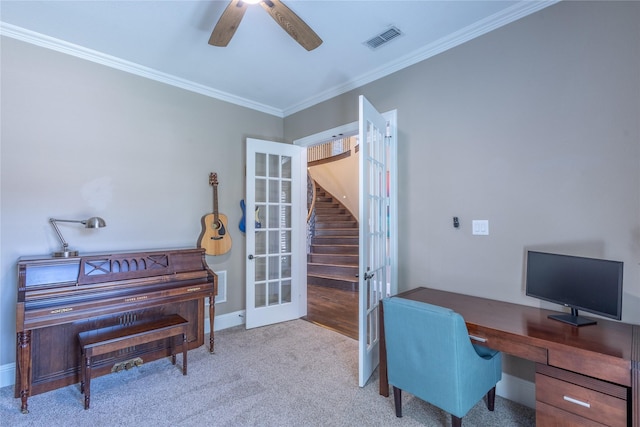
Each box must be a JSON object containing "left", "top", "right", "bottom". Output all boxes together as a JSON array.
[
  {"left": 308, "top": 253, "right": 358, "bottom": 265},
  {"left": 307, "top": 273, "right": 358, "bottom": 292},
  {"left": 314, "top": 228, "right": 358, "bottom": 236},
  {"left": 316, "top": 196, "right": 333, "bottom": 203},
  {"left": 311, "top": 244, "right": 358, "bottom": 255},
  {"left": 315, "top": 221, "right": 357, "bottom": 229},
  {"left": 315, "top": 207, "right": 346, "bottom": 215},
  {"left": 314, "top": 201, "right": 339, "bottom": 208},
  {"left": 312, "top": 236, "right": 358, "bottom": 245},
  {"left": 316, "top": 217, "right": 353, "bottom": 223},
  {"left": 316, "top": 209, "right": 342, "bottom": 216},
  {"left": 316, "top": 219, "right": 355, "bottom": 226},
  {"left": 308, "top": 263, "right": 358, "bottom": 277},
  {"left": 316, "top": 214, "right": 353, "bottom": 221}
]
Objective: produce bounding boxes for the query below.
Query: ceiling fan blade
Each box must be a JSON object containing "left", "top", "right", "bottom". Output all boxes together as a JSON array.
[
  {"left": 259, "top": 0, "right": 322, "bottom": 51},
  {"left": 209, "top": 0, "right": 248, "bottom": 47}
]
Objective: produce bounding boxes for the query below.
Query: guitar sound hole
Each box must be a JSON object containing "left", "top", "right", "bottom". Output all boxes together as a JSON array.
[{"left": 210, "top": 220, "right": 226, "bottom": 239}]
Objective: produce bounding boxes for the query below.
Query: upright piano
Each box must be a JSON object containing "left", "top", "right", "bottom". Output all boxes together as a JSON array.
[{"left": 15, "top": 247, "right": 217, "bottom": 413}]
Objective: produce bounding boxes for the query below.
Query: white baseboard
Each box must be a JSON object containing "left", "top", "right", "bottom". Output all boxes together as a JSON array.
[
  {"left": 210, "top": 309, "right": 245, "bottom": 333},
  {"left": 496, "top": 373, "right": 536, "bottom": 409},
  {"left": 1, "top": 310, "right": 247, "bottom": 389},
  {"left": 0, "top": 362, "right": 15, "bottom": 390}
]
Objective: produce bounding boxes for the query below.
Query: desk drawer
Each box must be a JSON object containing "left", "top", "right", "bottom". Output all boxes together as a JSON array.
[
  {"left": 536, "top": 401, "right": 607, "bottom": 427},
  {"left": 548, "top": 348, "right": 631, "bottom": 387},
  {"left": 466, "top": 326, "right": 547, "bottom": 363},
  {"left": 536, "top": 369, "right": 627, "bottom": 427}
]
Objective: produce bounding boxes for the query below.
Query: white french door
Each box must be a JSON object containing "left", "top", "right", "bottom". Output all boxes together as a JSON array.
[
  {"left": 245, "top": 138, "right": 307, "bottom": 329},
  {"left": 358, "top": 96, "right": 398, "bottom": 387}
]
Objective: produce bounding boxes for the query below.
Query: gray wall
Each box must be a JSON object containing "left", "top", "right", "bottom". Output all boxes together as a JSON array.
[
  {"left": 1, "top": 0, "right": 638, "bottom": 393},
  {"left": 285, "top": 1, "right": 640, "bottom": 325},
  {"left": 0, "top": 37, "right": 283, "bottom": 367}
]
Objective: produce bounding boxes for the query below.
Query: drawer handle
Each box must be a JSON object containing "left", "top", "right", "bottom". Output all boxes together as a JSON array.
[
  {"left": 469, "top": 335, "right": 487, "bottom": 343},
  {"left": 563, "top": 395, "right": 591, "bottom": 408}
]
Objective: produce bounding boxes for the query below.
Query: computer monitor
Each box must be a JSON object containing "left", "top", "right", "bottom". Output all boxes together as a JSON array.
[{"left": 525, "top": 250, "right": 623, "bottom": 326}]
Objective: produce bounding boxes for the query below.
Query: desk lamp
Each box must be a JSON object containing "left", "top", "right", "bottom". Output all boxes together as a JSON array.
[{"left": 49, "top": 217, "right": 106, "bottom": 258}]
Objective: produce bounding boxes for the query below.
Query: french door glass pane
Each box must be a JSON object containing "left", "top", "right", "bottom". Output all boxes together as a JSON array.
[
  {"left": 255, "top": 257, "right": 266, "bottom": 281},
  {"left": 268, "top": 154, "right": 280, "bottom": 177},
  {"left": 256, "top": 179, "right": 266, "bottom": 203},
  {"left": 281, "top": 157, "right": 292, "bottom": 178},
  {"left": 281, "top": 181, "right": 291, "bottom": 203},
  {"left": 268, "top": 281, "right": 279, "bottom": 304},
  {"left": 281, "top": 280, "right": 292, "bottom": 303},
  {"left": 255, "top": 283, "right": 266, "bottom": 308},
  {"left": 256, "top": 204, "right": 265, "bottom": 227},
  {"left": 268, "top": 205, "right": 279, "bottom": 228},
  {"left": 255, "top": 231, "right": 266, "bottom": 255},
  {"left": 255, "top": 153, "right": 266, "bottom": 177},
  {"left": 281, "top": 255, "right": 291, "bottom": 278},
  {"left": 268, "top": 231, "right": 279, "bottom": 254},
  {"left": 280, "top": 231, "right": 291, "bottom": 253},
  {"left": 268, "top": 256, "right": 280, "bottom": 280},
  {"left": 281, "top": 206, "right": 291, "bottom": 227},
  {"left": 269, "top": 180, "right": 279, "bottom": 203}
]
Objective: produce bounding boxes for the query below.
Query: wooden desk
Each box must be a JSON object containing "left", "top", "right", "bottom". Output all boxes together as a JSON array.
[{"left": 379, "top": 287, "right": 640, "bottom": 426}]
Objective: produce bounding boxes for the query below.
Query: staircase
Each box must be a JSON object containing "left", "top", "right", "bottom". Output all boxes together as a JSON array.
[{"left": 307, "top": 185, "right": 359, "bottom": 292}]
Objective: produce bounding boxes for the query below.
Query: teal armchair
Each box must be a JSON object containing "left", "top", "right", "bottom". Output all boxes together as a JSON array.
[{"left": 382, "top": 297, "right": 502, "bottom": 427}]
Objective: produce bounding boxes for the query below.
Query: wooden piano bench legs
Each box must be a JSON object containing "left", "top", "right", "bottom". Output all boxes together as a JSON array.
[{"left": 78, "top": 314, "right": 188, "bottom": 410}]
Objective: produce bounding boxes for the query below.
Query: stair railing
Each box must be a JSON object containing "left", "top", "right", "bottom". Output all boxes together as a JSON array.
[
  {"left": 307, "top": 180, "right": 317, "bottom": 223},
  {"left": 306, "top": 175, "right": 318, "bottom": 255}
]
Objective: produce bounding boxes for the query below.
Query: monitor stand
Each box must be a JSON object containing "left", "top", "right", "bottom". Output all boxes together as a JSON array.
[{"left": 548, "top": 308, "right": 597, "bottom": 327}]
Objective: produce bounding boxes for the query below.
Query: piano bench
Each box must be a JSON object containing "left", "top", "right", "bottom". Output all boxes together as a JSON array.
[{"left": 78, "top": 314, "right": 188, "bottom": 410}]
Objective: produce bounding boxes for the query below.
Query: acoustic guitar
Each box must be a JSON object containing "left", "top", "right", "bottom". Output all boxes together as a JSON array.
[{"left": 198, "top": 172, "right": 232, "bottom": 255}]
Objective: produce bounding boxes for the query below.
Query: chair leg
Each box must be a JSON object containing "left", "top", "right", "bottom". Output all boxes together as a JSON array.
[
  {"left": 393, "top": 386, "right": 402, "bottom": 418},
  {"left": 451, "top": 414, "right": 462, "bottom": 427},
  {"left": 486, "top": 386, "right": 496, "bottom": 411}
]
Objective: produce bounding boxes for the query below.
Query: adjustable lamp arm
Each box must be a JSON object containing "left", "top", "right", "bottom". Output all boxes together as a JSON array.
[
  {"left": 49, "top": 217, "right": 106, "bottom": 258},
  {"left": 49, "top": 218, "right": 83, "bottom": 252}
]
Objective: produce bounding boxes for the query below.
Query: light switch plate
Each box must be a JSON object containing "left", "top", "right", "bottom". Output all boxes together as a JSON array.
[{"left": 472, "top": 220, "right": 489, "bottom": 235}]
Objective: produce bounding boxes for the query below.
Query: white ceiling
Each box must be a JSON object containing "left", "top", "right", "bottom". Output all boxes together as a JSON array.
[{"left": 0, "top": 1, "right": 557, "bottom": 117}]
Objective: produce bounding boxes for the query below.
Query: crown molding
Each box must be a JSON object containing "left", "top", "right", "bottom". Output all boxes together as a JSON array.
[
  {"left": 1, "top": 0, "right": 558, "bottom": 119},
  {"left": 282, "top": 0, "right": 560, "bottom": 117},
  {"left": 0, "top": 22, "right": 284, "bottom": 118}
]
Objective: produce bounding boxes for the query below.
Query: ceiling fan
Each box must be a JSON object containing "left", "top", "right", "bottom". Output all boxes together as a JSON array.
[{"left": 209, "top": 0, "right": 322, "bottom": 51}]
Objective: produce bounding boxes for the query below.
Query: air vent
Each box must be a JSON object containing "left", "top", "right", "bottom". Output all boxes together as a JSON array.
[{"left": 365, "top": 26, "right": 403, "bottom": 50}]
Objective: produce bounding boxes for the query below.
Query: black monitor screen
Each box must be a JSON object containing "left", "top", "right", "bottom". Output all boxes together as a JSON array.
[{"left": 525, "top": 251, "right": 623, "bottom": 323}]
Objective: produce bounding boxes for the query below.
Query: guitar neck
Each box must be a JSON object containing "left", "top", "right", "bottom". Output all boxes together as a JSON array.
[{"left": 213, "top": 185, "right": 219, "bottom": 222}]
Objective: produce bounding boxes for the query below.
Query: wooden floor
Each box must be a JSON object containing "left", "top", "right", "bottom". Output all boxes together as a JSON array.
[{"left": 303, "top": 284, "right": 358, "bottom": 340}]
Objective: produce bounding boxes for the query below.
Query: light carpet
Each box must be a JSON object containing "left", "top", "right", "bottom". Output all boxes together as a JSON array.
[{"left": 1, "top": 319, "right": 535, "bottom": 426}]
